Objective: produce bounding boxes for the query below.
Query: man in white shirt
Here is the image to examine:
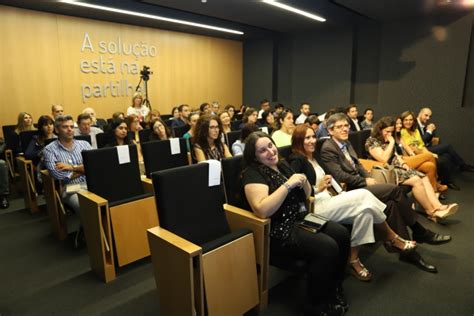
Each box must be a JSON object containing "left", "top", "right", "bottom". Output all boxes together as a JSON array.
[
  {"left": 257, "top": 99, "right": 271, "bottom": 119},
  {"left": 295, "top": 102, "right": 311, "bottom": 124}
]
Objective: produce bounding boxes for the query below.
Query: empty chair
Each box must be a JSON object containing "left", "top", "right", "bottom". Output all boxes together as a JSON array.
[
  {"left": 148, "top": 163, "right": 259, "bottom": 316},
  {"left": 78, "top": 145, "right": 158, "bottom": 282}
]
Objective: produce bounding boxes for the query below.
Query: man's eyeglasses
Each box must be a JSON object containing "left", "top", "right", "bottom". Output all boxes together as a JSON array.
[{"left": 333, "top": 123, "right": 349, "bottom": 130}]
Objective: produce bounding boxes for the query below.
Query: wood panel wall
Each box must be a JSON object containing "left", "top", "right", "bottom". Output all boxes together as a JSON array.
[{"left": 0, "top": 5, "right": 242, "bottom": 132}]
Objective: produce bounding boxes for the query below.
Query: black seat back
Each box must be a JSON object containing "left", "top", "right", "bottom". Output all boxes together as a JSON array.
[
  {"left": 231, "top": 119, "right": 242, "bottom": 131},
  {"left": 348, "top": 130, "right": 371, "bottom": 159},
  {"left": 221, "top": 156, "right": 251, "bottom": 210},
  {"left": 225, "top": 130, "right": 241, "bottom": 147},
  {"left": 82, "top": 145, "right": 145, "bottom": 205},
  {"left": 141, "top": 138, "right": 189, "bottom": 178},
  {"left": 2, "top": 125, "right": 20, "bottom": 154},
  {"left": 74, "top": 134, "right": 92, "bottom": 145},
  {"left": 151, "top": 163, "right": 230, "bottom": 246},
  {"left": 278, "top": 145, "right": 292, "bottom": 161},
  {"left": 138, "top": 129, "right": 153, "bottom": 144},
  {"left": 95, "top": 133, "right": 110, "bottom": 149},
  {"left": 172, "top": 125, "right": 189, "bottom": 138},
  {"left": 19, "top": 130, "right": 39, "bottom": 153}
]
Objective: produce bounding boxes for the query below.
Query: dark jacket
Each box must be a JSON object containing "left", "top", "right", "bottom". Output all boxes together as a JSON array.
[{"left": 319, "top": 138, "right": 368, "bottom": 190}]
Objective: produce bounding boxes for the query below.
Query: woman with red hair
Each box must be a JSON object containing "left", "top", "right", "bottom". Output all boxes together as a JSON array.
[{"left": 288, "top": 125, "right": 415, "bottom": 282}]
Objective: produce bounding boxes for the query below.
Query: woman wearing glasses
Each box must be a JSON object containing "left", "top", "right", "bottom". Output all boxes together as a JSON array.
[{"left": 193, "top": 114, "right": 232, "bottom": 162}]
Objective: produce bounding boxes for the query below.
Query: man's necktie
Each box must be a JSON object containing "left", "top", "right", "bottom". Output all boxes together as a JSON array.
[{"left": 341, "top": 144, "right": 355, "bottom": 168}]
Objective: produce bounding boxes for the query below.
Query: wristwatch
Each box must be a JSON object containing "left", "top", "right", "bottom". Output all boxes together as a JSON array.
[{"left": 283, "top": 182, "right": 291, "bottom": 192}]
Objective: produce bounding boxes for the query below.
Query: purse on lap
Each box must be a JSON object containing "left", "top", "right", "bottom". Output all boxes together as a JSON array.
[{"left": 370, "top": 164, "right": 399, "bottom": 185}]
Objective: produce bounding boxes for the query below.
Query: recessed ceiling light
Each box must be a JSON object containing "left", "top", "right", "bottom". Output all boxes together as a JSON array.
[
  {"left": 59, "top": 0, "right": 244, "bottom": 35},
  {"left": 262, "top": 0, "right": 326, "bottom": 22}
]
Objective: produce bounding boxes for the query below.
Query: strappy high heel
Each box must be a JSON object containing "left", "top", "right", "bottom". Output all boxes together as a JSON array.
[
  {"left": 385, "top": 234, "right": 416, "bottom": 253},
  {"left": 427, "top": 203, "right": 459, "bottom": 222},
  {"left": 349, "top": 258, "right": 372, "bottom": 282}
]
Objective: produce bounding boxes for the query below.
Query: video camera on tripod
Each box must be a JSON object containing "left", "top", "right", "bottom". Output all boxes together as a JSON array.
[{"left": 140, "top": 65, "right": 153, "bottom": 81}]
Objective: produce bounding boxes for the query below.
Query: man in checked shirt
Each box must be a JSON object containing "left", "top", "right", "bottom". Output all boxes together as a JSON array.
[{"left": 44, "top": 115, "right": 92, "bottom": 246}]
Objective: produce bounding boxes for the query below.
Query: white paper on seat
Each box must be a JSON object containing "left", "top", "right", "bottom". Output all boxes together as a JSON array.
[
  {"left": 116, "top": 145, "right": 130, "bottom": 164},
  {"left": 170, "top": 138, "right": 181, "bottom": 155},
  {"left": 261, "top": 126, "right": 269, "bottom": 134},
  {"left": 202, "top": 159, "right": 221, "bottom": 187}
]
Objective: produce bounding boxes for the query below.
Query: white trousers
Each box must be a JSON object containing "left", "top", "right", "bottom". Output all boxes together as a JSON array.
[{"left": 314, "top": 189, "right": 386, "bottom": 247}]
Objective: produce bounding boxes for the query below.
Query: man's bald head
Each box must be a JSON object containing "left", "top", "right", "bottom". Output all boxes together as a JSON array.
[{"left": 418, "top": 107, "right": 432, "bottom": 125}]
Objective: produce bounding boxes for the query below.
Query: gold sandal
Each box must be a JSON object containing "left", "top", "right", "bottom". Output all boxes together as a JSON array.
[{"left": 349, "top": 258, "right": 372, "bottom": 282}]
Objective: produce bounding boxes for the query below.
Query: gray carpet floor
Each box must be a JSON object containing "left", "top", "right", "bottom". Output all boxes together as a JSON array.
[{"left": 0, "top": 172, "right": 473, "bottom": 316}]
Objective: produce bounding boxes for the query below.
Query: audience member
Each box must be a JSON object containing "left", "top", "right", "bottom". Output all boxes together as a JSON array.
[
  {"left": 127, "top": 92, "right": 149, "bottom": 122},
  {"left": 239, "top": 107, "right": 259, "bottom": 129},
  {"left": 149, "top": 118, "right": 173, "bottom": 141},
  {"left": 106, "top": 119, "right": 131, "bottom": 147},
  {"left": 306, "top": 115, "right": 321, "bottom": 132},
  {"left": 218, "top": 111, "right": 232, "bottom": 134},
  {"left": 199, "top": 102, "right": 211, "bottom": 115},
  {"left": 295, "top": 102, "right": 311, "bottom": 124},
  {"left": 319, "top": 113, "right": 450, "bottom": 273},
  {"left": 241, "top": 131, "right": 350, "bottom": 315},
  {"left": 400, "top": 111, "right": 457, "bottom": 190},
  {"left": 316, "top": 109, "right": 338, "bottom": 139},
  {"left": 43, "top": 115, "right": 92, "bottom": 246},
  {"left": 14, "top": 112, "right": 35, "bottom": 134},
  {"left": 82, "top": 107, "right": 97, "bottom": 125},
  {"left": 146, "top": 109, "right": 161, "bottom": 127},
  {"left": 224, "top": 104, "right": 236, "bottom": 120},
  {"left": 231, "top": 123, "right": 259, "bottom": 156},
  {"left": 25, "top": 115, "right": 57, "bottom": 168},
  {"left": 183, "top": 112, "right": 200, "bottom": 151},
  {"left": 171, "top": 104, "right": 190, "bottom": 128},
  {"left": 360, "top": 108, "right": 374, "bottom": 130},
  {"left": 345, "top": 104, "right": 361, "bottom": 132},
  {"left": 274, "top": 103, "right": 285, "bottom": 116},
  {"left": 211, "top": 101, "right": 220, "bottom": 115},
  {"left": 394, "top": 117, "right": 445, "bottom": 193},
  {"left": 289, "top": 125, "right": 415, "bottom": 281},
  {"left": 261, "top": 110, "right": 276, "bottom": 130},
  {"left": 271, "top": 110, "right": 295, "bottom": 147},
  {"left": 193, "top": 114, "right": 231, "bottom": 161},
  {"left": 366, "top": 117, "right": 458, "bottom": 222},
  {"left": 257, "top": 99, "right": 271, "bottom": 119},
  {"left": 417, "top": 107, "right": 474, "bottom": 172},
  {"left": 112, "top": 111, "right": 125, "bottom": 120},
  {"left": 74, "top": 113, "right": 103, "bottom": 149},
  {"left": 51, "top": 104, "right": 64, "bottom": 119}
]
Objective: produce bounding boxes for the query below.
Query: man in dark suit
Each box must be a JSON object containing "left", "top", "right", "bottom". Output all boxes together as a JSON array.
[
  {"left": 319, "top": 113, "right": 450, "bottom": 273},
  {"left": 417, "top": 107, "right": 474, "bottom": 177},
  {"left": 345, "top": 104, "right": 361, "bottom": 133}
]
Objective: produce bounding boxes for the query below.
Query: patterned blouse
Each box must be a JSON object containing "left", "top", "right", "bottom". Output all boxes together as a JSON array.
[{"left": 365, "top": 136, "right": 424, "bottom": 183}]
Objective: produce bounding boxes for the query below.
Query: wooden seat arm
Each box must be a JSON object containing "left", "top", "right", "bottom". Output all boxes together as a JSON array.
[
  {"left": 79, "top": 190, "right": 108, "bottom": 206},
  {"left": 223, "top": 204, "right": 270, "bottom": 225},
  {"left": 147, "top": 226, "right": 202, "bottom": 256}
]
